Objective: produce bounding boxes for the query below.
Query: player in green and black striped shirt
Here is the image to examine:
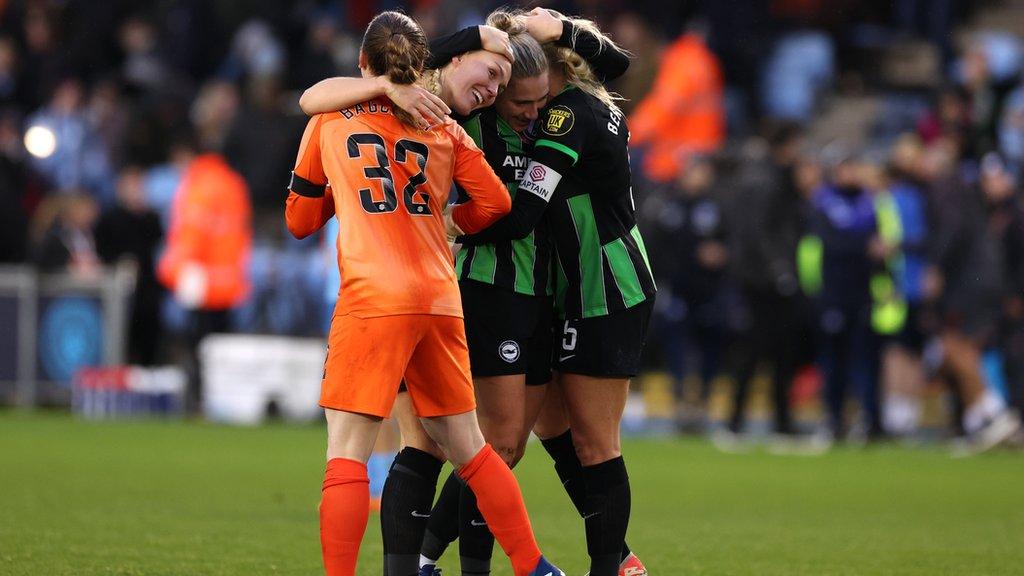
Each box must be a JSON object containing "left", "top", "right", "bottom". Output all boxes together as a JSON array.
[
  {"left": 431, "top": 9, "right": 646, "bottom": 576},
  {"left": 454, "top": 12, "right": 655, "bottom": 576},
  {"left": 425, "top": 15, "right": 556, "bottom": 576}
]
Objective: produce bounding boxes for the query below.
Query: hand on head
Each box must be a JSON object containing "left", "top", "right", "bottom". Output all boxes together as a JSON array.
[
  {"left": 478, "top": 24, "right": 514, "bottom": 63},
  {"left": 522, "top": 7, "right": 563, "bottom": 43},
  {"left": 383, "top": 80, "right": 450, "bottom": 129}
]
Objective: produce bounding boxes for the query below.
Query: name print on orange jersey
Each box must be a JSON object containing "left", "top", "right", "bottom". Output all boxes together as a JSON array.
[{"left": 340, "top": 100, "right": 393, "bottom": 120}]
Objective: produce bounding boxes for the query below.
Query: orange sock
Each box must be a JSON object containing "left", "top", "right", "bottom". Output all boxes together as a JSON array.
[
  {"left": 320, "top": 458, "right": 370, "bottom": 576},
  {"left": 458, "top": 444, "right": 542, "bottom": 576}
]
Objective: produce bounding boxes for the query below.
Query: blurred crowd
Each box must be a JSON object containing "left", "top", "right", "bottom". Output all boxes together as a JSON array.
[
  {"left": 632, "top": 1, "right": 1024, "bottom": 444},
  {"left": 1, "top": 0, "right": 1023, "bottom": 442}
]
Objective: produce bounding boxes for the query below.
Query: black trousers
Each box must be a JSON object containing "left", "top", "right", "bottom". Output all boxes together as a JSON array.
[
  {"left": 729, "top": 287, "right": 801, "bottom": 434},
  {"left": 185, "top": 309, "right": 231, "bottom": 414}
]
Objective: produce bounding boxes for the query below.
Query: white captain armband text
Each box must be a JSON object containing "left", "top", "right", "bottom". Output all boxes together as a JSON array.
[{"left": 518, "top": 161, "right": 561, "bottom": 202}]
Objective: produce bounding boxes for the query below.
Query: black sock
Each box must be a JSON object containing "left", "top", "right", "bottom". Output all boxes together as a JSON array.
[
  {"left": 420, "top": 470, "right": 460, "bottom": 564},
  {"left": 540, "top": 430, "right": 587, "bottom": 516},
  {"left": 381, "top": 447, "right": 443, "bottom": 576},
  {"left": 582, "top": 456, "right": 631, "bottom": 576},
  {"left": 542, "top": 431, "right": 634, "bottom": 565},
  {"left": 458, "top": 481, "right": 494, "bottom": 575}
]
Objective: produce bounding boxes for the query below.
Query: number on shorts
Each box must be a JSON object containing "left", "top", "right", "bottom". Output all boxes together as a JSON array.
[
  {"left": 348, "top": 133, "right": 431, "bottom": 216},
  {"left": 562, "top": 321, "right": 578, "bottom": 351}
]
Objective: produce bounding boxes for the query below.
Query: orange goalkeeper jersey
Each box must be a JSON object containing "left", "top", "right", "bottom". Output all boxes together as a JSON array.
[{"left": 286, "top": 98, "right": 510, "bottom": 318}]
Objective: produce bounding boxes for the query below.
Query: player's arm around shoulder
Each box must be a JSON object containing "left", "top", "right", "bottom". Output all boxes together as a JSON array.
[
  {"left": 446, "top": 121, "right": 511, "bottom": 235},
  {"left": 511, "top": 94, "right": 587, "bottom": 206},
  {"left": 455, "top": 99, "right": 584, "bottom": 246}
]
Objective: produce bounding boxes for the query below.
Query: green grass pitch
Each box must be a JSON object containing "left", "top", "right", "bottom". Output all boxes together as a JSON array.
[{"left": 1, "top": 411, "right": 1021, "bottom": 575}]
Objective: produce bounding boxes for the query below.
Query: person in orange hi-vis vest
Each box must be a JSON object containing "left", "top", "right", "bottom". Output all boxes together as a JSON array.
[
  {"left": 628, "top": 30, "right": 725, "bottom": 183},
  {"left": 158, "top": 150, "right": 251, "bottom": 311},
  {"left": 157, "top": 138, "right": 252, "bottom": 413},
  {"left": 283, "top": 11, "right": 564, "bottom": 576}
]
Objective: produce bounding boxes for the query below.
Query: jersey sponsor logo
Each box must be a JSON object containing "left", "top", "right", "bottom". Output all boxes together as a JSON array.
[
  {"left": 499, "top": 340, "right": 520, "bottom": 363},
  {"left": 502, "top": 155, "right": 528, "bottom": 168},
  {"left": 519, "top": 161, "right": 560, "bottom": 202},
  {"left": 502, "top": 154, "right": 529, "bottom": 184},
  {"left": 542, "top": 105, "right": 574, "bottom": 136}
]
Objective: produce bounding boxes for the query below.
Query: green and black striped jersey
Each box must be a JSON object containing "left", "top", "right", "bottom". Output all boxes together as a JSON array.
[
  {"left": 454, "top": 107, "right": 551, "bottom": 296},
  {"left": 536, "top": 87, "right": 656, "bottom": 319}
]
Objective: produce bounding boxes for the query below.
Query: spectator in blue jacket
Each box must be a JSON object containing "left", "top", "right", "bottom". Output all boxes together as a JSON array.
[{"left": 811, "top": 152, "right": 884, "bottom": 440}]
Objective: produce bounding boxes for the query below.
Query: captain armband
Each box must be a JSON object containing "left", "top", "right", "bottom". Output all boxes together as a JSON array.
[{"left": 518, "top": 161, "right": 561, "bottom": 203}]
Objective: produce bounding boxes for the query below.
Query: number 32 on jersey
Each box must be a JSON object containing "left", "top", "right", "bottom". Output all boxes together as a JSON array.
[{"left": 347, "top": 133, "right": 432, "bottom": 216}]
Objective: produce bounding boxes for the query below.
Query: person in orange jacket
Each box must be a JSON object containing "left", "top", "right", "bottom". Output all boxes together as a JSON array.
[
  {"left": 628, "top": 28, "right": 725, "bottom": 183},
  {"left": 157, "top": 133, "right": 252, "bottom": 411}
]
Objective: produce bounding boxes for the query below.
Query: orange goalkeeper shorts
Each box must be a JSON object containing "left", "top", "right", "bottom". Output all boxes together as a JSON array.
[{"left": 320, "top": 312, "right": 476, "bottom": 418}]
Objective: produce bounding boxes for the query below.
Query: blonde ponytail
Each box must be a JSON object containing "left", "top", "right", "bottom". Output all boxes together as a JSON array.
[{"left": 542, "top": 11, "right": 628, "bottom": 113}]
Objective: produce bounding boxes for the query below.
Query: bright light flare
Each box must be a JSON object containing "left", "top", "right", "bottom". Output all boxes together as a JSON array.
[{"left": 24, "top": 125, "right": 57, "bottom": 159}]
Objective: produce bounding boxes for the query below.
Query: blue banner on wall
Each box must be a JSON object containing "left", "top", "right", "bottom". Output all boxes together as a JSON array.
[{"left": 37, "top": 296, "right": 104, "bottom": 386}]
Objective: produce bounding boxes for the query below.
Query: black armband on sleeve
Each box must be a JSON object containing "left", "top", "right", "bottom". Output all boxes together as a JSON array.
[
  {"left": 289, "top": 171, "right": 326, "bottom": 198},
  {"left": 555, "top": 20, "right": 630, "bottom": 82},
  {"left": 428, "top": 27, "right": 482, "bottom": 69}
]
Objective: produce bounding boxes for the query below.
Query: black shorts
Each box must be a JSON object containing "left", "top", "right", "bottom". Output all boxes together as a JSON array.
[
  {"left": 554, "top": 299, "right": 654, "bottom": 378},
  {"left": 896, "top": 303, "right": 927, "bottom": 352},
  {"left": 461, "top": 280, "right": 553, "bottom": 386}
]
